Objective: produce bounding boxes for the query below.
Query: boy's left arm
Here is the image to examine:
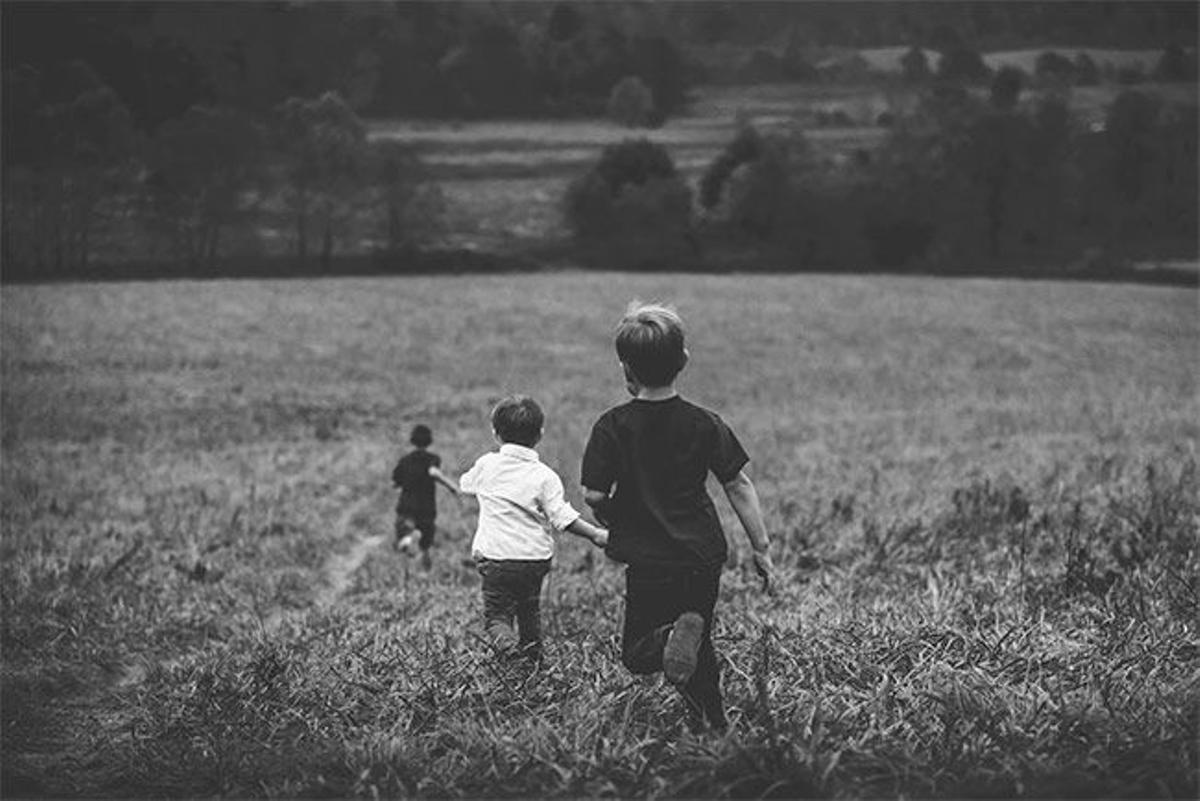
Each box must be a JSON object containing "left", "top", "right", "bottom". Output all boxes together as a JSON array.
[
  {"left": 564, "top": 517, "right": 608, "bottom": 548},
  {"left": 429, "top": 465, "right": 460, "bottom": 498},
  {"left": 722, "top": 469, "right": 776, "bottom": 594}
]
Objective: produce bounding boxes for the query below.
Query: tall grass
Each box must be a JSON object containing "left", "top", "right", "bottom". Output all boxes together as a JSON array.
[{"left": 2, "top": 273, "right": 1196, "bottom": 796}]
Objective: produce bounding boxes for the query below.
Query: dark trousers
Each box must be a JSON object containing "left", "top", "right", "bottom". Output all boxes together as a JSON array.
[
  {"left": 395, "top": 512, "right": 436, "bottom": 550},
  {"left": 476, "top": 558, "right": 552, "bottom": 660},
  {"left": 622, "top": 563, "right": 725, "bottom": 727}
]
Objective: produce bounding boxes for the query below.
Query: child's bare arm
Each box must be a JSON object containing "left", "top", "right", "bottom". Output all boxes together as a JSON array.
[
  {"left": 721, "top": 470, "right": 776, "bottom": 594},
  {"left": 429, "top": 465, "right": 460, "bottom": 496},
  {"left": 582, "top": 487, "right": 612, "bottom": 526},
  {"left": 565, "top": 516, "right": 608, "bottom": 548}
]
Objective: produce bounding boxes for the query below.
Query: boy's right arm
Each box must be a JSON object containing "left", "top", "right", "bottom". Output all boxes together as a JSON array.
[
  {"left": 458, "top": 457, "right": 484, "bottom": 496},
  {"left": 722, "top": 470, "right": 776, "bottom": 595}
]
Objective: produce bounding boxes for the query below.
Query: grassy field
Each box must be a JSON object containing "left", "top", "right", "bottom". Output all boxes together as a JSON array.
[{"left": 2, "top": 273, "right": 1197, "bottom": 797}]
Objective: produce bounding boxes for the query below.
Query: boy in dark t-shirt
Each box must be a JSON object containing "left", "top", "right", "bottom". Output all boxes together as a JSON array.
[
  {"left": 392, "top": 424, "right": 459, "bottom": 568},
  {"left": 581, "top": 302, "right": 776, "bottom": 732}
]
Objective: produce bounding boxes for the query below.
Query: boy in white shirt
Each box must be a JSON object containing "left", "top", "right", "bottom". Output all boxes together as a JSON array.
[{"left": 459, "top": 395, "right": 608, "bottom": 663}]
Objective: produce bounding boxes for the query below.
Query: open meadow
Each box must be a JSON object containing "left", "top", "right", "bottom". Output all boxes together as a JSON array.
[{"left": 2, "top": 272, "right": 1197, "bottom": 797}]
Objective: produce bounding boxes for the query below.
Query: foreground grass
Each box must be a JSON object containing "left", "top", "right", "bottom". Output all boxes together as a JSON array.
[{"left": 2, "top": 273, "right": 1197, "bottom": 797}]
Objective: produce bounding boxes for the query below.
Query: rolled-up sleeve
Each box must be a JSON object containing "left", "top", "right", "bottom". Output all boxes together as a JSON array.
[
  {"left": 459, "top": 456, "right": 486, "bottom": 495},
  {"left": 538, "top": 469, "right": 580, "bottom": 532}
]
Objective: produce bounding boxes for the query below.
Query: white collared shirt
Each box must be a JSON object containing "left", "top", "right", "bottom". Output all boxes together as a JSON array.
[{"left": 459, "top": 442, "right": 581, "bottom": 560}]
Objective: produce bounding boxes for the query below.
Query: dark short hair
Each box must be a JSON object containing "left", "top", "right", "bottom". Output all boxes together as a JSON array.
[
  {"left": 410, "top": 424, "right": 432, "bottom": 447},
  {"left": 615, "top": 302, "right": 686, "bottom": 387},
  {"left": 491, "top": 396, "right": 543, "bottom": 447}
]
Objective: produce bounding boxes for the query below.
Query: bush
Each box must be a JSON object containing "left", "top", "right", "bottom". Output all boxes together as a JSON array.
[
  {"left": 990, "top": 66, "right": 1026, "bottom": 110},
  {"left": 1035, "top": 50, "right": 1075, "bottom": 81},
  {"left": 564, "top": 139, "right": 694, "bottom": 268},
  {"left": 1153, "top": 44, "right": 1197, "bottom": 82},
  {"left": 1073, "top": 52, "right": 1100, "bottom": 86},
  {"left": 607, "top": 75, "right": 656, "bottom": 129},
  {"left": 937, "top": 46, "right": 991, "bottom": 84},
  {"left": 901, "top": 46, "right": 931, "bottom": 83}
]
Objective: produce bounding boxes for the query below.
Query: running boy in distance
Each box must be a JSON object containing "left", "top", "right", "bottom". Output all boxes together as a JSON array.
[
  {"left": 460, "top": 396, "right": 608, "bottom": 664},
  {"left": 581, "top": 302, "right": 776, "bottom": 732},
  {"left": 392, "top": 424, "right": 460, "bottom": 569}
]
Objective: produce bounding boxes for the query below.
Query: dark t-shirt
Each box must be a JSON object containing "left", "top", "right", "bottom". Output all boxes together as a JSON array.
[
  {"left": 580, "top": 396, "right": 749, "bottom": 568},
  {"left": 392, "top": 449, "right": 441, "bottom": 518}
]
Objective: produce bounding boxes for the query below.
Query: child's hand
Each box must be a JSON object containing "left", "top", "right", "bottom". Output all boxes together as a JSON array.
[
  {"left": 752, "top": 549, "right": 776, "bottom": 595},
  {"left": 593, "top": 528, "right": 609, "bottom": 548}
]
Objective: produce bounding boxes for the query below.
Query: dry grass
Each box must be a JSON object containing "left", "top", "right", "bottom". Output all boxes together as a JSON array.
[{"left": 2, "top": 273, "right": 1197, "bottom": 797}]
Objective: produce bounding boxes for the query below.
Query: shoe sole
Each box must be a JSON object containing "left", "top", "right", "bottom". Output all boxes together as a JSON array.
[
  {"left": 663, "top": 612, "right": 704, "bottom": 686},
  {"left": 488, "top": 622, "right": 519, "bottom": 653}
]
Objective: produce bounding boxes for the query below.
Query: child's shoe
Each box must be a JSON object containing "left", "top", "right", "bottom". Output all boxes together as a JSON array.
[
  {"left": 396, "top": 533, "right": 418, "bottom": 555},
  {"left": 663, "top": 612, "right": 704, "bottom": 686},
  {"left": 487, "top": 621, "right": 519, "bottom": 655}
]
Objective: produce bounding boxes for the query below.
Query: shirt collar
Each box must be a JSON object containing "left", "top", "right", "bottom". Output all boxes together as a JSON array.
[{"left": 499, "top": 442, "right": 540, "bottom": 461}]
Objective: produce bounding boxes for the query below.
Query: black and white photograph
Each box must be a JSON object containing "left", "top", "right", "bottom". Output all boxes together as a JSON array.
[{"left": 1, "top": 1, "right": 1197, "bottom": 797}]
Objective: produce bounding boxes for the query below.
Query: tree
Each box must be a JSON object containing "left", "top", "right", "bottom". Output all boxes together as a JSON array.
[
  {"left": 1035, "top": 51, "right": 1075, "bottom": 82},
  {"left": 369, "top": 140, "right": 444, "bottom": 252},
  {"left": 1073, "top": 52, "right": 1100, "bottom": 86},
  {"left": 1153, "top": 44, "right": 1198, "bottom": 82},
  {"left": 937, "top": 46, "right": 991, "bottom": 84},
  {"left": 143, "top": 106, "right": 263, "bottom": 271},
  {"left": 901, "top": 46, "right": 931, "bottom": 83},
  {"left": 990, "top": 66, "right": 1025, "bottom": 110},
  {"left": 273, "top": 92, "right": 368, "bottom": 268},
  {"left": 607, "top": 75, "right": 655, "bottom": 128},
  {"left": 1, "top": 61, "right": 137, "bottom": 275},
  {"left": 564, "top": 139, "right": 694, "bottom": 268}
]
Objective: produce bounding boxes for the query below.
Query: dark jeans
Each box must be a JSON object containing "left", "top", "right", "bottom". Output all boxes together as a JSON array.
[
  {"left": 476, "top": 558, "right": 552, "bottom": 660},
  {"left": 395, "top": 512, "right": 436, "bottom": 550},
  {"left": 622, "top": 563, "right": 725, "bottom": 728}
]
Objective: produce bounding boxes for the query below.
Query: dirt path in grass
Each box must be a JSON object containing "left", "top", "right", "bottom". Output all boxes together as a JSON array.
[{"left": 5, "top": 482, "right": 393, "bottom": 797}]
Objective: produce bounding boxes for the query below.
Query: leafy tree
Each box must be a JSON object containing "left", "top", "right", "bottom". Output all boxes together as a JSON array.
[
  {"left": 1035, "top": 50, "right": 1075, "bottom": 81},
  {"left": 369, "top": 140, "right": 444, "bottom": 252},
  {"left": 1153, "top": 43, "right": 1198, "bottom": 82},
  {"left": 439, "top": 20, "right": 539, "bottom": 116},
  {"left": 901, "top": 46, "right": 931, "bottom": 83},
  {"left": 990, "top": 66, "right": 1025, "bottom": 110},
  {"left": 1, "top": 61, "right": 137, "bottom": 275},
  {"left": 937, "top": 46, "right": 991, "bottom": 84},
  {"left": 1073, "top": 52, "right": 1100, "bottom": 86},
  {"left": 142, "top": 106, "right": 263, "bottom": 271},
  {"left": 547, "top": 3, "right": 584, "bottom": 42},
  {"left": 564, "top": 139, "right": 694, "bottom": 268},
  {"left": 272, "top": 92, "right": 368, "bottom": 268}
]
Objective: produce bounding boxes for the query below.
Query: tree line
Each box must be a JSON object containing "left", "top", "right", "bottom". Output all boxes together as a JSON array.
[
  {"left": 1, "top": 1, "right": 1196, "bottom": 281},
  {"left": 565, "top": 76, "right": 1197, "bottom": 276}
]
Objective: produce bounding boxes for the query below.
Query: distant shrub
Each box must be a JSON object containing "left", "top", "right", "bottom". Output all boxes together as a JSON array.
[
  {"left": 1035, "top": 50, "right": 1075, "bottom": 81},
  {"left": 1116, "top": 65, "right": 1147, "bottom": 85},
  {"left": 699, "top": 124, "right": 818, "bottom": 246},
  {"left": 564, "top": 139, "right": 694, "bottom": 268},
  {"left": 901, "top": 46, "right": 932, "bottom": 83},
  {"left": 989, "top": 66, "right": 1026, "bottom": 110},
  {"left": 607, "top": 76, "right": 656, "bottom": 129},
  {"left": 1073, "top": 52, "right": 1100, "bottom": 86},
  {"left": 937, "top": 45, "right": 991, "bottom": 84},
  {"left": 1153, "top": 44, "right": 1198, "bottom": 82},
  {"left": 739, "top": 49, "right": 785, "bottom": 83}
]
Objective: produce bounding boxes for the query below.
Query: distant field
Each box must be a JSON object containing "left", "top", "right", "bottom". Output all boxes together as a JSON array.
[
  {"left": 369, "top": 70, "right": 1195, "bottom": 250},
  {"left": 2, "top": 274, "right": 1197, "bottom": 796}
]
